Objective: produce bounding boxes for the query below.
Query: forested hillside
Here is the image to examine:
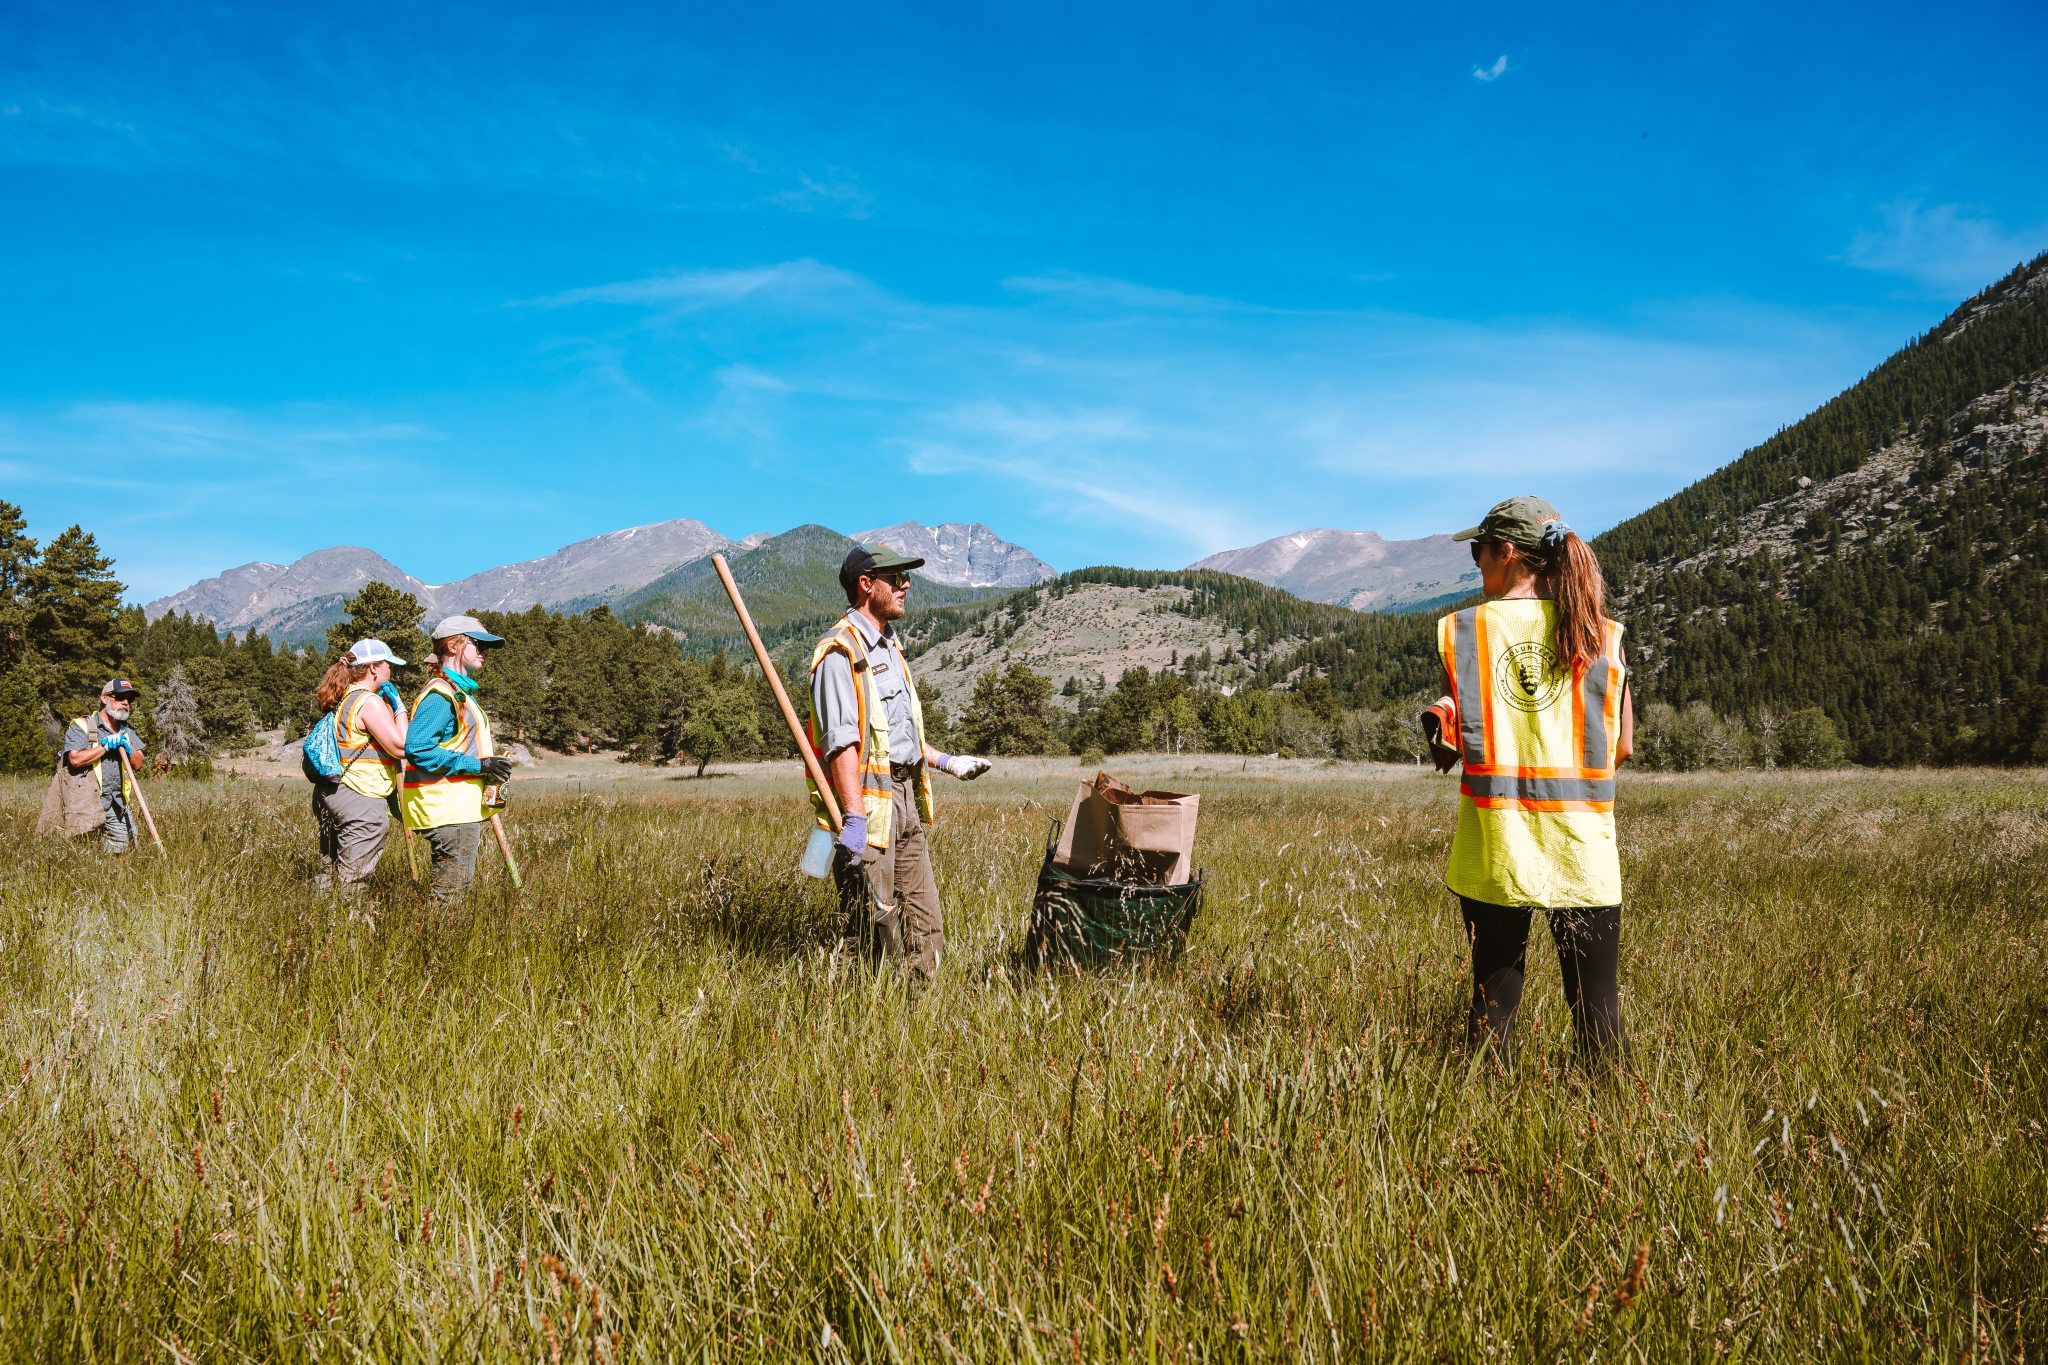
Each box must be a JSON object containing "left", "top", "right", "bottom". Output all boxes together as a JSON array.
[{"left": 1600, "top": 253, "right": 2048, "bottom": 764}]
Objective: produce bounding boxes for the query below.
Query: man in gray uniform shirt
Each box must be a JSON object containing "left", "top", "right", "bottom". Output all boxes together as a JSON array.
[{"left": 808, "top": 542, "right": 991, "bottom": 974}]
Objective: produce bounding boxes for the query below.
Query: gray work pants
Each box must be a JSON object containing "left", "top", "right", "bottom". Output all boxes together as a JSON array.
[
  {"left": 313, "top": 783, "right": 392, "bottom": 887},
  {"left": 421, "top": 822, "right": 484, "bottom": 902},
  {"left": 98, "top": 802, "right": 137, "bottom": 856},
  {"left": 833, "top": 771, "right": 943, "bottom": 976}
]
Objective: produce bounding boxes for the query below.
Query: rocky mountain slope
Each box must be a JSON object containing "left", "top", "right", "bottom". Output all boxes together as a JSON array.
[
  {"left": 1188, "top": 528, "right": 1476, "bottom": 613},
  {"left": 852, "top": 521, "right": 1055, "bottom": 587},
  {"left": 905, "top": 583, "right": 1264, "bottom": 714},
  {"left": 863, "top": 567, "right": 1373, "bottom": 716},
  {"left": 1596, "top": 251, "right": 2048, "bottom": 764},
  {"left": 146, "top": 519, "right": 1044, "bottom": 647}
]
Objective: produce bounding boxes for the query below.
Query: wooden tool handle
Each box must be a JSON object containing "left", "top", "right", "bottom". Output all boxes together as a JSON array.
[
  {"left": 117, "top": 747, "right": 166, "bottom": 854},
  {"left": 489, "top": 811, "right": 522, "bottom": 890},
  {"left": 711, "top": 553, "right": 845, "bottom": 831}
]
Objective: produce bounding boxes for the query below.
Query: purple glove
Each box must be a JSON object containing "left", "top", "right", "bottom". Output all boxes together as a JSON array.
[{"left": 838, "top": 813, "right": 868, "bottom": 856}]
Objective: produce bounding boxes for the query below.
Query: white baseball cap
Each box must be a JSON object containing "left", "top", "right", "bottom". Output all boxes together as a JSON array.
[
  {"left": 430, "top": 614, "right": 505, "bottom": 645},
  {"left": 347, "top": 638, "right": 408, "bottom": 666}
]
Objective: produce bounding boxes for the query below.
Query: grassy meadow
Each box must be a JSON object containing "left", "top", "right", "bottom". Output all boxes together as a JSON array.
[{"left": 1, "top": 757, "right": 2044, "bottom": 1361}]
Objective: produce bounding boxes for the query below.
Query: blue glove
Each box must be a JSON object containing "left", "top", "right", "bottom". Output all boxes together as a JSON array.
[
  {"left": 838, "top": 813, "right": 868, "bottom": 856},
  {"left": 99, "top": 733, "right": 132, "bottom": 753},
  {"left": 378, "top": 682, "right": 405, "bottom": 713}
]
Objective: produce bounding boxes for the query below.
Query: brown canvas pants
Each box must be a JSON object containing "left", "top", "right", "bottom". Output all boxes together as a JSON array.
[{"left": 834, "top": 770, "right": 943, "bottom": 976}]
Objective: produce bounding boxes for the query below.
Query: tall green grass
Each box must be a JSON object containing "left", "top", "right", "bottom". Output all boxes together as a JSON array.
[{"left": 1, "top": 766, "right": 2042, "bottom": 1360}]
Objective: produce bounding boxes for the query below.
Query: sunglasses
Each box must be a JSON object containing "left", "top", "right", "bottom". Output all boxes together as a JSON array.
[
  {"left": 1469, "top": 539, "right": 1500, "bottom": 563},
  {"left": 868, "top": 573, "right": 911, "bottom": 590}
]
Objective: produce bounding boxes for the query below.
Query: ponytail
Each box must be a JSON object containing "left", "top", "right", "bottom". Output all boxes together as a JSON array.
[
  {"left": 311, "top": 653, "right": 375, "bottom": 715},
  {"left": 1525, "top": 532, "right": 1607, "bottom": 668}
]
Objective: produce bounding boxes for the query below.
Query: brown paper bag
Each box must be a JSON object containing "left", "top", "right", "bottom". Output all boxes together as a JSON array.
[{"left": 1054, "top": 770, "right": 1200, "bottom": 886}]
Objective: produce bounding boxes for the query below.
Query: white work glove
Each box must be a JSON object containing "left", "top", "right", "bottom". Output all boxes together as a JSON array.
[{"left": 935, "top": 753, "right": 992, "bottom": 781}]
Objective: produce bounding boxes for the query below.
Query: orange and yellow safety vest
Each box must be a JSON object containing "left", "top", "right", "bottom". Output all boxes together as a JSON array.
[
  {"left": 400, "top": 676, "right": 495, "bottom": 830},
  {"left": 806, "top": 616, "right": 931, "bottom": 849},
  {"left": 1430, "top": 599, "right": 1626, "bottom": 907},
  {"left": 335, "top": 683, "right": 400, "bottom": 799}
]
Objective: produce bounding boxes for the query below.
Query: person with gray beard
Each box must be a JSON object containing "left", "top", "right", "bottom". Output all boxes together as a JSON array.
[{"left": 60, "top": 678, "right": 148, "bottom": 854}]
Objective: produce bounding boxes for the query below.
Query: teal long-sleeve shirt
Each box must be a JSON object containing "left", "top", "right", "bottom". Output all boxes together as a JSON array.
[{"left": 404, "top": 689, "right": 482, "bottom": 778}]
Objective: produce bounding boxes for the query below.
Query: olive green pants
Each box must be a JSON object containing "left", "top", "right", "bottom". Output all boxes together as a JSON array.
[{"left": 834, "top": 771, "right": 943, "bottom": 976}]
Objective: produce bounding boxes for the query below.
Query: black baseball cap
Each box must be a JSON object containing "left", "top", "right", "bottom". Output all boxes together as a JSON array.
[
  {"left": 101, "top": 678, "right": 140, "bottom": 699},
  {"left": 839, "top": 543, "right": 925, "bottom": 596}
]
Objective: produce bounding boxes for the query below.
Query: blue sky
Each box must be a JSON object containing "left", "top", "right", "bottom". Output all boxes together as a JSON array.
[{"left": 3, "top": 0, "right": 2045, "bottom": 602}]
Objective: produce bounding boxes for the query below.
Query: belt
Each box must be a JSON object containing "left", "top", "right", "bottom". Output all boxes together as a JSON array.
[{"left": 890, "top": 760, "right": 923, "bottom": 780}]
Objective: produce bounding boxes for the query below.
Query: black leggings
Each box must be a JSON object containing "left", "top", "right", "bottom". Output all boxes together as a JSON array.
[{"left": 1461, "top": 898, "right": 1627, "bottom": 1060}]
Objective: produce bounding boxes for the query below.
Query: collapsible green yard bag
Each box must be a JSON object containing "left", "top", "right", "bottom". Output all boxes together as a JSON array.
[{"left": 1024, "top": 822, "right": 1204, "bottom": 970}]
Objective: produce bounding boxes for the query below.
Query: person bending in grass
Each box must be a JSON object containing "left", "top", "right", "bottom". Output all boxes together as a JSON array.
[{"left": 1422, "top": 496, "right": 1635, "bottom": 1062}]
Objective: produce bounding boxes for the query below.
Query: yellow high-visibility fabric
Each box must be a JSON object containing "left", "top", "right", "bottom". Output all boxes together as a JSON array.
[
  {"left": 806, "top": 616, "right": 931, "bottom": 849},
  {"left": 336, "top": 683, "right": 399, "bottom": 799},
  {"left": 1437, "top": 599, "right": 1626, "bottom": 907},
  {"left": 400, "top": 677, "right": 494, "bottom": 830},
  {"left": 70, "top": 715, "right": 135, "bottom": 806}
]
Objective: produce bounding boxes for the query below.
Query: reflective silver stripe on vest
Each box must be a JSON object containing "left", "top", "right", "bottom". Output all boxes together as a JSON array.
[
  {"left": 1461, "top": 772, "right": 1615, "bottom": 804},
  {"left": 1453, "top": 608, "right": 1485, "bottom": 764},
  {"left": 1581, "top": 657, "right": 1611, "bottom": 770}
]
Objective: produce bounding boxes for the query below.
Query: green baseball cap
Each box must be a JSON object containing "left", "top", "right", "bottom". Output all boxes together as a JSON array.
[
  {"left": 1451, "top": 495, "right": 1571, "bottom": 550},
  {"left": 839, "top": 543, "right": 926, "bottom": 596}
]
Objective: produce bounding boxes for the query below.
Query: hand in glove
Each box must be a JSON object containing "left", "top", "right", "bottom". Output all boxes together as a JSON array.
[
  {"left": 99, "top": 732, "right": 133, "bottom": 754},
  {"left": 934, "top": 752, "right": 991, "bottom": 780},
  {"left": 478, "top": 756, "right": 515, "bottom": 786},
  {"left": 837, "top": 813, "right": 868, "bottom": 856},
  {"left": 378, "top": 681, "right": 406, "bottom": 716}
]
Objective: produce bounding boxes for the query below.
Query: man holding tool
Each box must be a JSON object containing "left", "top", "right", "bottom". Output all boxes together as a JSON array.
[
  {"left": 61, "top": 678, "right": 148, "bottom": 854},
  {"left": 808, "top": 543, "right": 991, "bottom": 975},
  {"left": 403, "top": 615, "right": 515, "bottom": 901}
]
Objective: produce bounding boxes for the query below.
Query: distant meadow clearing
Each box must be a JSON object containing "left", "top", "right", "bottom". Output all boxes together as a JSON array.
[{"left": 1, "top": 759, "right": 2043, "bottom": 1361}]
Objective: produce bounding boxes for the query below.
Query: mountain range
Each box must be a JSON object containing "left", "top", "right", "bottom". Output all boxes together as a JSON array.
[
  {"left": 146, "top": 519, "right": 1053, "bottom": 646},
  {"left": 1186, "top": 528, "right": 1476, "bottom": 613}
]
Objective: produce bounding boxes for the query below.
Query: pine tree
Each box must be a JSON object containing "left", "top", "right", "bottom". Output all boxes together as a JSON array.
[
  {"left": 325, "top": 581, "right": 428, "bottom": 689},
  {"left": 0, "top": 659, "right": 51, "bottom": 773},
  {"left": 24, "top": 526, "right": 125, "bottom": 712},
  {"left": 0, "top": 501, "right": 37, "bottom": 670},
  {"left": 151, "top": 663, "right": 205, "bottom": 769}
]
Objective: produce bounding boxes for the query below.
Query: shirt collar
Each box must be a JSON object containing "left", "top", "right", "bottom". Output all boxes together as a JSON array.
[{"left": 844, "top": 609, "right": 892, "bottom": 650}]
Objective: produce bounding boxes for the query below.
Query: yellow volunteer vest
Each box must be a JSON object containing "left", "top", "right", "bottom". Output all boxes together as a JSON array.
[
  {"left": 336, "top": 683, "right": 399, "bottom": 799},
  {"left": 400, "top": 677, "right": 494, "bottom": 830},
  {"left": 806, "top": 615, "right": 932, "bottom": 849},
  {"left": 1438, "top": 600, "right": 1626, "bottom": 908},
  {"left": 70, "top": 715, "right": 135, "bottom": 806}
]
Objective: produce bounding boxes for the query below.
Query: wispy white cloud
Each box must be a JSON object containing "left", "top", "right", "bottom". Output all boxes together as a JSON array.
[
  {"left": 1473, "top": 55, "right": 1508, "bottom": 82},
  {"left": 529, "top": 258, "right": 1867, "bottom": 567},
  {"left": 1844, "top": 200, "right": 2047, "bottom": 294},
  {"left": 1002, "top": 272, "right": 1249, "bottom": 314},
  {"left": 0, "top": 402, "right": 445, "bottom": 597},
  {"left": 532, "top": 259, "right": 864, "bottom": 312},
  {"left": 12, "top": 259, "right": 1897, "bottom": 596},
  {"left": 768, "top": 170, "right": 873, "bottom": 217}
]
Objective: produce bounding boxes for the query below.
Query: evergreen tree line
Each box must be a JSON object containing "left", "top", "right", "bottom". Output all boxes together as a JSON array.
[
  {"left": 1611, "top": 370, "right": 2048, "bottom": 765},
  {"left": 942, "top": 662, "right": 1435, "bottom": 764},
  {"left": 1596, "top": 254, "right": 2048, "bottom": 569},
  {"left": 0, "top": 501, "right": 316, "bottom": 774}
]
